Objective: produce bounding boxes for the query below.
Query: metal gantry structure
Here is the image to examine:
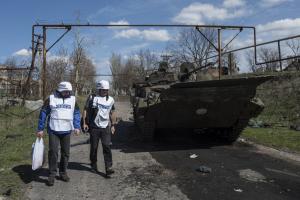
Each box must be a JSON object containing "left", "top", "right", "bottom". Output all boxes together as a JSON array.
[{"left": 29, "top": 23, "right": 300, "bottom": 100}]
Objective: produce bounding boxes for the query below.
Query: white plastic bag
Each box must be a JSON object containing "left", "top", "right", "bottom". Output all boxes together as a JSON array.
[{"left": 32, "top": 137, "right": 44, "bottom": 170}]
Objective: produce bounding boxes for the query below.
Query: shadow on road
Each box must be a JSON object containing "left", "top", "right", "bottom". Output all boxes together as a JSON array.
[
  {"left": 68, "top": 162, "right": 107, "bottom": 178},
  {"left": 12, "top": 165, "right": 48, "bottom": 184},
  {"left": 112, "top": 120, "right": 233, "bottom": 153},
  {"left": 12, "top": 162, "right": 109, "bottom": 185}
]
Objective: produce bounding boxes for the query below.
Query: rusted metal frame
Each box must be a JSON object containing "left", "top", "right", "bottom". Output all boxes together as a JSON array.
[
  {"left": 46, "top": 26, "right": 71, "bottom": 53},
  {"left": 195, "top": 26, "right": 250, "bottom": 79},
  {"left": 21, "top": 26, "right": 41, "bottom": 105},
  {"left": 34, "top": 23, "right": 255, "bottom": 29},
  {"left": 203, "top": 34, "right": 300, "bottom": 65},
  {"left": 195, "top": 27, "right": 219, "bottom": 51},
  {"left": 256, "top": 55, "right": 300, "bottom": 65},
  {"left": 253, "top": 28, "right": 257, "bottom": 68},
  {"left": 31, "top": 23, "right": 260, "bottom": 96},
  {"left": 278, "top": 41, "right": 282, "bottom": 71},
  {"left": 222, "top": 28, "right": 243, "bottom": 51},
  {"left": 34, "top": 24, "right": 254, "bottom": 95}
]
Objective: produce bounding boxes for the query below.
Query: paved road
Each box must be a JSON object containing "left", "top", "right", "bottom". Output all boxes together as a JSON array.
[{"left": 22, "top": 101, "right": 300, "bottom": 200}]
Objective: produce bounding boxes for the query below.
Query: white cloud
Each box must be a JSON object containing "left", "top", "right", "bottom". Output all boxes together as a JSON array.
[
  {"left": 115, "top": 29, "right": 171, "bottom": 41},
  {"left": 260, "top": 0, "right": 291, "bottom": 8},
  {"left": 115, "top": 29, "right": 141, "bottom": 38},
  {"left": 13, "top": 49, "right": 31, "bottom": 57},
  {"left": 257, "top": 18, "right": 300, "bottom": 38},
  {"left": 108, "top": 19, "right": 130, "bottom": 29},
  {"left": 173, "top": 3, "right": 248, "bottom": 24},
  {"left": 223, "top": 0, "right": 245, "bottom": 8},
  {"left": 143, "top": 29, "right": 171, "bottom": 41},
  {"left": 109, "top": 19, "right": 129, "bottom": 26}
]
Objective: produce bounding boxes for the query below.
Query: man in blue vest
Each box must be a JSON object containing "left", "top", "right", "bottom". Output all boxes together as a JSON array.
[
  {"left": 83, "top": 80, "right": 117, "bottom": 177},
  {"left": 36, "top": 81, "right": 81, "bottom": 186}
]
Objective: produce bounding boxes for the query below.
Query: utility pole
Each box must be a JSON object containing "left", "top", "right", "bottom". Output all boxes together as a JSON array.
[
  {"left": 21, "top": 26, "right": 41, "bottom": 105},
  {"left": 42, "top": 26, "right": 47, "bottom": 100},
  {"left": 218, "top": 29, "right": 222, "bottom": 80}
]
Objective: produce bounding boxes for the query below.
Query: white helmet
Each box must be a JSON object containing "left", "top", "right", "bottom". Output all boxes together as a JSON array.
[
  {"left": 57, "top": 81, "right": 72, "bottom": 92},
  {"left": 96, "top": 80, "right": 110, "bottom": 90}
]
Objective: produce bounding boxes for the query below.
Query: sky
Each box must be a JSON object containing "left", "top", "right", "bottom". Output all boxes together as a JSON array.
[{"left": 0, "top": 0, "right": 300, "bottom": 75}]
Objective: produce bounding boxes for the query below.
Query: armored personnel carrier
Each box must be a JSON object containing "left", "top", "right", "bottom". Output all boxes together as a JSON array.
[{"left": 131, "top": 62, "right": 272, "bottom": 143}]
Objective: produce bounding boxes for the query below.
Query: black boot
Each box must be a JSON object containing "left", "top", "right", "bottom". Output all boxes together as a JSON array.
[
  {"left": 59, "top": 173, "right": 70, "bottom": 182},
  {"left": 106, "top": 167, "right": 115, "bottom": 176},
  {"left": 91, "top": 163, "right": 98, "bottom": 173},
  {"left": 47, "top": 176, "right": 55, "bottom": 186}
]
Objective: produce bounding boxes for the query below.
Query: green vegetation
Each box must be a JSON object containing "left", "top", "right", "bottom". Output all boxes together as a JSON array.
[
  {"left": 242, "top": 127, "right": 300, "bottom": 153},
  {"left": 0, "top": 106, "right": 40, "bottom": 199},
  {"left": 233, "top": 71, "right": 300, "bottom": 127},
  {"left": 0, "top": 96, "right": 87, "bottom": 199}
]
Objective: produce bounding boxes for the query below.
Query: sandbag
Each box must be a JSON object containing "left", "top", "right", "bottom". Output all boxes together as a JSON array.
[{"left": 32, "top": 137, "right": 44, "bottom": 170}]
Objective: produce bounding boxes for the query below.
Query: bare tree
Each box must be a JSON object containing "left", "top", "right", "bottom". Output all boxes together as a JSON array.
[
  {"left": 46, "top": 47, "right": 71, "bottom": 94},
  {"left": 3, "top": 57, "right": 18, "bottom": 96},
  {"left": 70, "top": 33, "right": 85, "bottom": 96},
  {"left": 245, "top": 49, "right": 258, "bottom": 72},
  {"left": 221, "top": 51, "right": 239, "bottom": 75},
  {"left": 69, "top": 12, "right": 96, "bottom": 96},
  {"left": 77, "top": 55, "right": 96, "bottom": 95},
  {"left": 3, "top": 56, "right": 31, "bottom": 97},
  {"left": 123, "top": 56, "right": 140, "bottom": 91},
  {"left": 285, "top": 39, "right": 300, "bottom": 71},
  {"left": 245, "top": 47, "right": 280, "bottom": 72},
  {"left": 137, "top": 49, "right": 158, "bottom": 70},
  {"left": 4, "top": 56, "right": 18, "bottom": 81},
  {"left": 286, "top": 39, "right": 300, "bottom": 56},
  {"left": 70, "top": 32, "right": 96, "bottom": 96},
  {"left": 109, "top": 50, "right": 159, "bottom": 95},
  {"left": 168, "top": 28, "right": 217, "bottom": 69},
  {"left": 258, "top": 47, "right": 280, "bottom": 72},
  {"left": 109, "top": 53, "right": 123, "bottom": 95}
]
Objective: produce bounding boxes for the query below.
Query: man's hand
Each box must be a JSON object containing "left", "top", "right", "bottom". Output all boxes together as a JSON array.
[
  {"left": 111, "top": 125, "right": 116, "bottom": 135},
  {"left": 36, "top": 131, "right": 44, "bottom": 138},
  {"left": 83, "top": 123, "right": 89, "bottom": 132},
  {"left": 74, "top": 129, "right": 80, "bottom": 136}
]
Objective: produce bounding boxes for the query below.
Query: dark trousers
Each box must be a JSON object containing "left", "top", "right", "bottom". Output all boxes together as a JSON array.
[
  {"left": 48, "top": 133, "right": 71, "bottom": 177},
  {"left": 90, "top": 127, "right": 112, "bottom": 169}
]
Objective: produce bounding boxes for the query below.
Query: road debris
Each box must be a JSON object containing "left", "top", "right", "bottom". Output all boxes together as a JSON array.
[
  {"left": 248, "top": 119, "right": 270, "bottom": 128},
  {"left": 195, "top": 166, "right": 212, "bottom": 173},
  {"left": 234, "top": 188, "right": 243, "bottom": 193},
  {"left": 238, "top": 169, "right": 266, "bottom": 182},
  {"left": 189, "top": 154, "right": 198, "bottom": 159}
]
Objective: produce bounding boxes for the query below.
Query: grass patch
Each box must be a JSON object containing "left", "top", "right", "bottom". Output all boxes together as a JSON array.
[
  {"left": 0, "top": 106, "right": 40, "bottom": 199},
  {"left": 242, "top": 127, "right": 300, "bottom": 153},
  {"left": 0, "top": 95, "right": 87, "bottom": 199}
]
